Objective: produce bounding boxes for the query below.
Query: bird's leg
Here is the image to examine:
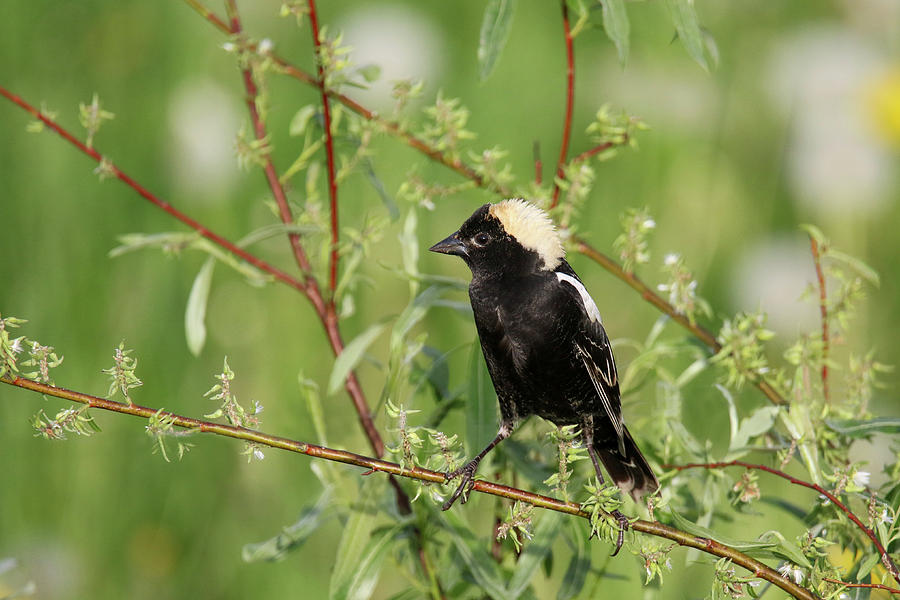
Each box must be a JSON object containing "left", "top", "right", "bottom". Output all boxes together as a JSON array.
[
  {"left": 583, "top": 421, "right": 627, "bottom": 557},
  {"left": 442, "top": 424, "right": 511, "bottom": 511}
]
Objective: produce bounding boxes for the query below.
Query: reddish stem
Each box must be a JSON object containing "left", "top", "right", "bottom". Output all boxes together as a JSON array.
[
  {"left": 808, "top": 235, "right": 830, "bottom": 403},
  {"left": 664, "top": 460, "right": 900, "bottom": 585},
  {"left": 549, "top": 0, "right": 576, "bottom": 210},
  {"left": 306, "top": 0, "right": 340, "bottom": 296},
  {"left": 0, "top": 85, "right": 307, "bottom": 296},
  {"left": 822, "top": 577, "right": 900, "bottom": 595},
  {"left": 570, "top": 139, "right": 620, "bottom": 165}
]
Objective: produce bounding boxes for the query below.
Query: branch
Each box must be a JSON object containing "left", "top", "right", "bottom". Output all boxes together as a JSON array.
[
  {"left": 2, "top": 374, "right": 820, "bottom": 600},
  {"left": 808, "top": 234, "right": 830, "bottom": 403},
  {"left": 822, "top": 578, "right": 900, "bottom": 595},
  {"left": 549, "top": 0, "right": 576, "bottom": 210},
  {"left": 664, "top": 460, "right": 900, "bottom": 585},
  {"left": 305, "top": 0, "right": 340, "bottom": 295},
  {"left": 225, "top": 0, "right": 317, "bottom": 292}
]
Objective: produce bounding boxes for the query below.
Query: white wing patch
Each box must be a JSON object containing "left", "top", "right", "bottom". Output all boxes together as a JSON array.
[{"left": 556, "top": 273, "right": 602, "bottom": 323}]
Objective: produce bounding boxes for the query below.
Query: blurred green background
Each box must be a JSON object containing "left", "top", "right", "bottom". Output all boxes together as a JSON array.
[{"left": 1, "top": 1, "right": 898, "bottom": 598}]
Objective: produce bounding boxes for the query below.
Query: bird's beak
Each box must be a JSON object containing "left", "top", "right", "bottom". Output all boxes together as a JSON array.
[{"left": 429, "top": 231, "right": 468, "bottom": 257}]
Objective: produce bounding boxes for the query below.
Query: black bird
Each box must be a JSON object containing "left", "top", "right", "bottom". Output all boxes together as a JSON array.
[{"left": 430, "top": 200, "right": 658, "bottom": 545}]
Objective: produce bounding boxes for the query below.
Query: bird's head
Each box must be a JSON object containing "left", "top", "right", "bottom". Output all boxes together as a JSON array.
[{"left": 429, "top": 199, "right": 564, "bottom": 277}]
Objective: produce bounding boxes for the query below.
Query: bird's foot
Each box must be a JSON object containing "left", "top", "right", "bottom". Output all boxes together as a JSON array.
[
  {"left": 442, "top": 461, "right": 478, "bottom": 510},
  {"left": 609, "top": 509, "right": 629, "bottom": 557},
  {"left": 587, "top": 508, "right": 629, "bottom": 556}
]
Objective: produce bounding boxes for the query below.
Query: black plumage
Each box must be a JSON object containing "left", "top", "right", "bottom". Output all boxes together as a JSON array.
[{"left": 430, "top": 200, "right": 659, "bottom": 526}]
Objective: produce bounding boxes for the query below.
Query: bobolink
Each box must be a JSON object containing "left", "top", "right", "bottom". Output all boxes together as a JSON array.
[{"left": 430, "top": 199, "right": 658, "bottom": 548}]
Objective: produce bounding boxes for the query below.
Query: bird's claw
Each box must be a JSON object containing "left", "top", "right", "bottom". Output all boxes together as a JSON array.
[
  {"left": 442, "top": 463, "right": 477, "bottom": 510},
  {"left": 609, "top": 510, "right": 629, "bottom": 557}
]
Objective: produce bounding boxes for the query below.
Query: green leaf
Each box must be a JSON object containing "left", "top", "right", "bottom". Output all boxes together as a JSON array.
[
  {"left": 780, "top": 402, "right": 823, "bottom": 486},
  {"left": 399, "top": 209, "right": 420, "bottom": 296},
  {"left": 601, "top": 0, "right": 630, "bottom": 65},
  {"left": 328, "top": 321, "right": 388, "bottom": 395},
  {"left": 726, "top": 403, "right": 780, "bottom": 459},
  {"left": 828, "top": 249, "right": 880, "bottom": 286},
  {"left": 242, "top": 489, "right": 332, "bottom": 562},
  {"left": 477, "top": 0, "right": 516, "bottom": 81},
  {"left": 856, "top": 551, "right": 881, "bottom": 581},
  {"left": 443, "top": 510, "right": 513, "bottom": 600},
  {"left": 557, "top": 520, "right": 591, "bottom": 600},
  {"left": 507, "top": 512, "right": 564, "bottom": 597},
  {"left": 329, "top": 479, "right": 392, "bottom": 600},
  {"left": 467, "top": 340, "right": 498, "bottom": 458},
  {"left": 390, "top": 285, "right": 445, "bottom": 356},
  {"left": 357, "top": 64, "right": 381, "bottom": 83},
  {"left": 289, "top": 105, "right": 317, "bottom": 136},
  {"left": 664, "top": 0, "right": 708, "bottom": 71},
  {"left": 757, "top": 530, "right": 813, "bottom": 570},
  {"left": 826, "top": 417, "right": 900, "bottom": 437},
  {"left": 185, "top": 257, "right": 215, "bottom": 356}
]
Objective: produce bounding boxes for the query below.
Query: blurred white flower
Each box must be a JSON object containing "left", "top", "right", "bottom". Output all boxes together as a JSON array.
[
  {"left": 767, "top": 27, "right": 896, "bottom": 216},
  {"left": 257, "top": 38, "right": 273, "bottom": 55},
  {"left": 337, "top": 5, "right": 444, "bottom": 110},
  {"left": 167, "top": 80, "right": 242, "bottom": 202},
  {"left": 852, "top": 470, "right": 871, "bottom": 488},
  {"left": 729, "top": 235, "right": 819, "bottom": 335},
  {"left": 778, "top": 563, "right": 804, "bottom": 584}
]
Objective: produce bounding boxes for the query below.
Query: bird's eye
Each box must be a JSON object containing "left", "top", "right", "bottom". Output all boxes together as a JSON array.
[{"left": 473, "top": 232, "right": 491, "bottom": 247}]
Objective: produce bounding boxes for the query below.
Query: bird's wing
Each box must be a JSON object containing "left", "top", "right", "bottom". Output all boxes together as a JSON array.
[{"left": 555, "top": 271, "right": 626, "bottom": 453}]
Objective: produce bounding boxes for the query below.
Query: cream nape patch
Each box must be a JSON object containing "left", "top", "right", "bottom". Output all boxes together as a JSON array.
[{"left": 489, "top": 199, "right": 564, "bottom": 270}]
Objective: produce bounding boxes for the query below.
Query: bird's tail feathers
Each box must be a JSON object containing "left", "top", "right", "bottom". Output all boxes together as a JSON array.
[{"left": 595, "top": 427, "right": 659, "bottom": 502}]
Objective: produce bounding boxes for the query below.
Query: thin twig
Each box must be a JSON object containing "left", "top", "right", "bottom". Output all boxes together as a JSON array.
[
  {"left": 305, "top": 0, "right": 340, "bottom": 295},
  {"left": 570, "top": 139, "right": 622, "bottom": 165},
  {"left": 664, "top": 460, "right": 900, "bottom": 585},
  {"left": 575, "top": 239, "right": 788, "bottom": 406},
  {"left": 2, "top": 374, "right": 820, "bottom": 600},
  {"left": 533, "top": 141, "right": 542, "bottom": 186},
  {"left": 808, "top": 235, "right": 830, "bottom": 403},
  {"left": 225, "top": 0, "right": 317, "bottom": 286},
  {"left": 0, "top": 85, "right": 306, "bottom": 297},
  {"left": 549, "top": 0, "right": 576, "bottom": 210},
  {"left": 822, "top": 577, "right": 900, "bottom": 595}
]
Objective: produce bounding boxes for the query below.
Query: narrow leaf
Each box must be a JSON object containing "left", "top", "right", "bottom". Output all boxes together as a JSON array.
[
  {"left": 185, "top": 257, "right": 215, "bottom": 356},
  {"left": 557, "top": 521, "right": 591, "bottom": 600},
  {"left": 507, "top": 512, "right": 564, "bottom": 597},
  {"left": 328, "top": 321, "right": 388, "bottom": 395},
  {"left": 242, "top": 489, "right": 332, "bottom": 562},
  {"left": 467, "top": 340, "right": 498, "bottom": 458},
  {"left": 601, "top": 0, "right": 630, "bottom": 65},
  {"left": 329, "top": 478, "right": 385, "bottom": 600},
  {"left": 332, "top": 524, "right": 400, "bottom": 600},
  {"left": 444, "top": 510, "right": 513, "bottom": 600},
  {"left": 665, "top": 0, "right": 708, "bottom": 71},
  {"left": 826, "top": 417, "right": 900, "bottom": 437},
  {"left": 478, "top": 0, "right": 516, "bottom": 81},
  {"left": 727, "top": 405, "right": 780, "bottom": 458},
  {"left": 856, "top": 552, "right": 881, "bottom": 581}
]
